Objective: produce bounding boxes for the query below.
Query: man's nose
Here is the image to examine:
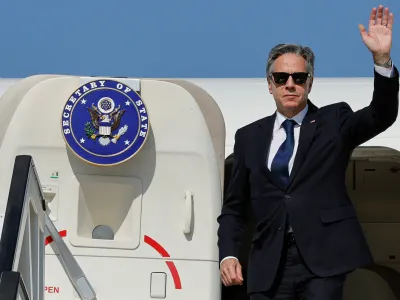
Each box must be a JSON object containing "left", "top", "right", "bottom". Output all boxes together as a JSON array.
[{"left": 285, "top": 76, "right": 296, "bottom": 89}]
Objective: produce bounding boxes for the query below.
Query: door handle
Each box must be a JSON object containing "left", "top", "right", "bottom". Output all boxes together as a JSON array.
[{"left": 183, "top": 190, "right": 193, "bottom": 234}]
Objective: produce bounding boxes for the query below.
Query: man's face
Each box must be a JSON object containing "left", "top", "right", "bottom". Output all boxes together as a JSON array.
[{"left": 267, "top": 53, "right": 313, "bottom": 116}]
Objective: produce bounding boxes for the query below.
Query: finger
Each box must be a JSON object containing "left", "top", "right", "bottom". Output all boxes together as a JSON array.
[
  {"left": 387, "top": 13, "right": 394, "bottom": 30},
  {"left": 223, "top": 269, "right": 233, "bottom": 285},
  {"left": 221, "top": 272, "right": 229, "bottom": 286},
  {"left": 382, "top": 7, "right": 389, "bottom": 25},
  {"left": 236, "top": 263, "right": 244, "bottom": 282},
  {"left": 358, "top": 24, "right": 368, "bottom": 40},
  {"left": 377, "top": 5, "right": 384, "bottom": 25},
  {"left": 222, "top": 269, "right": 230, "bottom": 285},
  {"left": 369, "top": 7, "right": 377, "bottom": 28},
  {"left": 228, "top": 266, "right": 238, "bottom": 283}
]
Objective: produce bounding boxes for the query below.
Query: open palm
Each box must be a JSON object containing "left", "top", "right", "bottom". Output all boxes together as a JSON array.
[{"left": 359, "top": 6, "right": 393, "bottom": 61}]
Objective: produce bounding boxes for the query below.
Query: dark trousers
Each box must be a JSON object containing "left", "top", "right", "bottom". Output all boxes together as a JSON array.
[{"left": 250, "top": 233, "right": 347, "bottom": 300}]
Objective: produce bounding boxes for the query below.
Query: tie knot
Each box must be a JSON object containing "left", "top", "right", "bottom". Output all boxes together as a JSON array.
[{"left": 282, "top": 119, "right": 296, "bottom": 133}]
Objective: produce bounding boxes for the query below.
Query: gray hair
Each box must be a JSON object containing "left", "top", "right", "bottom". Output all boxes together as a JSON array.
[{"left": 266, "top": 43, "right": 315, "bottom": 77}]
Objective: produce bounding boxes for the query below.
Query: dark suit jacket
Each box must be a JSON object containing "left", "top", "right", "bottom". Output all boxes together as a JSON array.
[{"left": 217, "top": 67, "right": 399, "bottom": 294}]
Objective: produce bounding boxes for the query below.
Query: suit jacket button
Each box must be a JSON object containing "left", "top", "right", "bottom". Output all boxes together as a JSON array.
[
  {"left": 278, "top": 226, "right": 283, "bottom": 231},
  {"left": 285, "top": 195, "right": 291, "bottom": 200}
]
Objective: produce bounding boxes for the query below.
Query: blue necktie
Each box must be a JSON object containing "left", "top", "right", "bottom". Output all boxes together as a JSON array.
[{"left": 271, "top": 119, "right": 296, "bottom": 187}]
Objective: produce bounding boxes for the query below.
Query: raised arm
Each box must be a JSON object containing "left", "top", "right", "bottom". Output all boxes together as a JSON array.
[{"left": 338, "top": 6, "right": 399, "bottom": 148}]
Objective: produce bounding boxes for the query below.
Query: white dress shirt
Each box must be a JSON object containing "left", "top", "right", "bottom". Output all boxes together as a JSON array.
[
  {"left": 220, "top": 63, "right": 395, "bottom": 265},
  {"left": 267, "top": 104, "right": 308, "bottom": 172}
]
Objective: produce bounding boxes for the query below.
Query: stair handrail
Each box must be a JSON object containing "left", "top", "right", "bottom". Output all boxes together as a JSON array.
[{"left": 0, "top": 155, "right": 46, "bottom": 300}]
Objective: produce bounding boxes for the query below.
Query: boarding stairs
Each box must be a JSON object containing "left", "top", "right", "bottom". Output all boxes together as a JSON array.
[{"left": 0, "top": 155, "right": 96, "bottom": 300}]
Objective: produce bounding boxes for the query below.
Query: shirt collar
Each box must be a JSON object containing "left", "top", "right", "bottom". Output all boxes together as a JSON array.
[{"left": 275, "top": 104, "right": 308, "bottom": 130}]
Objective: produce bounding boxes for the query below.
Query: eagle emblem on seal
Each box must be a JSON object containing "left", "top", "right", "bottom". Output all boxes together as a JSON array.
[{"left": 85, "top": 97, "right": 128, "bottom": 146}]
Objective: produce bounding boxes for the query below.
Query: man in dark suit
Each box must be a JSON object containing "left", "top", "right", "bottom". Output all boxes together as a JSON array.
[{"left": 217, "top": 5, "right": 398, "bottom": 300}]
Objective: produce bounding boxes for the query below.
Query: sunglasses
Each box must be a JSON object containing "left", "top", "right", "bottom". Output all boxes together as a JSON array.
[{"left": 270, "top": 72, "right": 310, "bottom": 85}]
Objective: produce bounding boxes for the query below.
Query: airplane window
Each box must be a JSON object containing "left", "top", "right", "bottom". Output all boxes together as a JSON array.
[{"left": 92, "top": 225, "right": 115, "bottom": 240}]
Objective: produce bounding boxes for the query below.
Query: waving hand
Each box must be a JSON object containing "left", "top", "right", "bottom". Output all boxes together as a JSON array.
[{"left": 359, "top": 5, "right": 393, "bottom": 64}]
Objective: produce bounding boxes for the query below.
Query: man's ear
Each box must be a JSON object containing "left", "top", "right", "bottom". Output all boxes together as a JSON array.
[
  {"left": 267, "top": 77, "right": 273, "bottom": 94},
  {"left": 308, "top": 77, "right": 313, "bottom": 93}
]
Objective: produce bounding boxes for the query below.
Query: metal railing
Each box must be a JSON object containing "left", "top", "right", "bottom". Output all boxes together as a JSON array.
[
  {"left": 0, "top": 155, "right": 96, "bottom": 300},
  {"left": 0, "top": 155, "right": 46, "bottom": 300},
  {"left": 0, "top": 271, "right": 30, "bottom": 300}
]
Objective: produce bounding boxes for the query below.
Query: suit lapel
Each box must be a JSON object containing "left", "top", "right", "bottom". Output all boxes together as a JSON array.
[
  {"left": 258, "top": 113, "right": 286, "bottom": 190},
  {"left": 287, "top": 100, "right": 319, "bottom": 188}
]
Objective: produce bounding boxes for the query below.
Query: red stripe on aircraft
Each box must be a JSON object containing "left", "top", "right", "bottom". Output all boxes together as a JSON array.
[
  {"left": 165, "top": 261, "right": 182, "bottom": 289},
  {"left": 144, "top": 235, "right": 182, "bottom": 289},
  {"left": 45, "top": 230, "right": 67, "bottom": 246},
  {"left": 144, "top": 235, "right": 170, "bottom": 257}
]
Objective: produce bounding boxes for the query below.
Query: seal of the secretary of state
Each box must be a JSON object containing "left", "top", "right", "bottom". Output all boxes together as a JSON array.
[{"left": 61, "top": 79, "right": 149, "bottom": 166}]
